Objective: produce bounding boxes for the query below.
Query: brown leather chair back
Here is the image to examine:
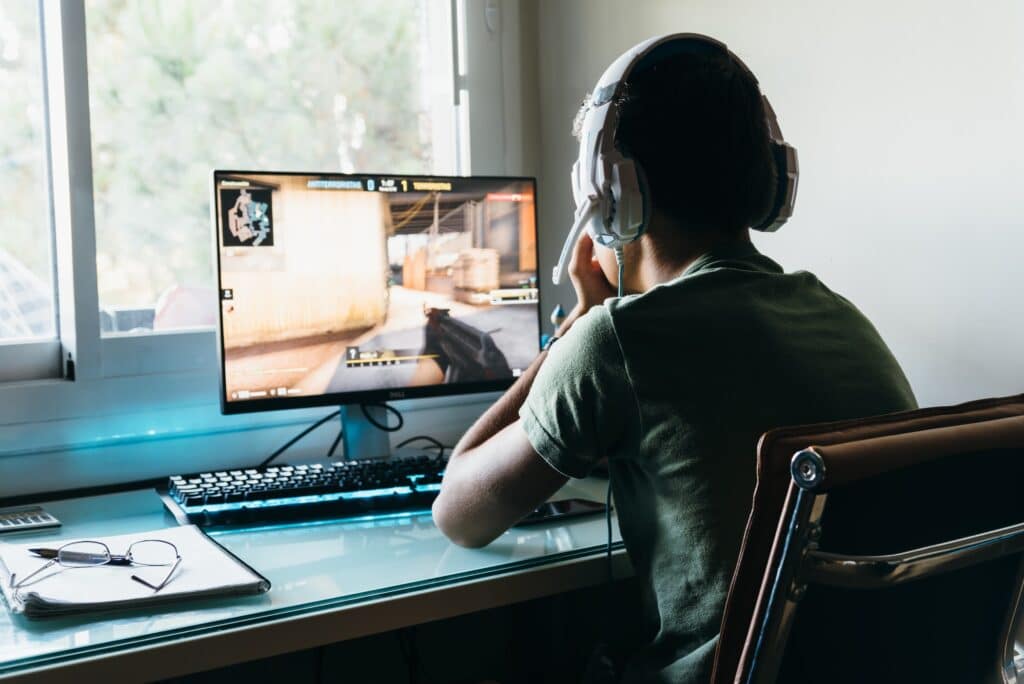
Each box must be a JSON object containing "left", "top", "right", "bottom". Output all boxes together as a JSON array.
[{"left": 711, "top": 394, "right": 1024, "bottom": 683}]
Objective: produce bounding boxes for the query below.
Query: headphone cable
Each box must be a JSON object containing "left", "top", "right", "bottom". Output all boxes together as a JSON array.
[
  {"left": 591, "top": 246, "right": 627, "bottom": 674},
  {"left": 606, "top": 248, "right": 626, "bottom": 584}
]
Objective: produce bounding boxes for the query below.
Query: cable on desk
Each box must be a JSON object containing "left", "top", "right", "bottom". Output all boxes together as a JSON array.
[
  {"left": 259, "top": 410, "right": 340, "bottom": 468},
  {"left": 326, "top": 428, "right": 344, "bottom": 459},
  {"left": 394, "top": 435, "right": 449, "bottom": 457},
  {"left": 360, "top": 402, "right": 404, "bottom": 432},
  {"left": 258, "top": 403, "right": 403, "bottom": 468}
]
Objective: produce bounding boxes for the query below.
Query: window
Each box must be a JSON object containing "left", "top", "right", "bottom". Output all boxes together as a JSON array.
[
  {"left": 85, "top": 0, "right": 455, "bottom": 334},
  {"left": 0, "top": 0, "right": 526, "bottom": 495},
  {"left": 0, "top": 2, "right": 54, "bottom": 342}
]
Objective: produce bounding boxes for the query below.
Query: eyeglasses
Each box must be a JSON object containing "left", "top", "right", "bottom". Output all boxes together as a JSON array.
[{"left": 10, "top": 539, "right": 182, "bottom": 593}]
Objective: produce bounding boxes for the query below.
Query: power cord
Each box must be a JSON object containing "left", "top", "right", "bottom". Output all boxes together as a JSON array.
[
  {"left": 359, "top": 402, "right": 404, "bottom": 432},
  {"left": 259, "top": 410, "right": 340, "bottom": 468},
  {"left": 326, "top": 428, "right": 344, "bottom": 459},
  {"left": 259, "top": 402, "right": 406, "bottom": 468}
]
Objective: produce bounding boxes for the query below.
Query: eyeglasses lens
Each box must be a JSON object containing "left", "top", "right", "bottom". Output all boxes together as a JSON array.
[
  {"left": 128, "top": 540, "right": 178, "bottom": 566},
  {"left": 58, "top": 541, "right": 111, "bottom": 568}
]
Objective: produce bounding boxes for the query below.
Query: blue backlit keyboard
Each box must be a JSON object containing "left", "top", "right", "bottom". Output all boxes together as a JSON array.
[{"left": 158, "top": 454, "right": 447, "bottom": 527}]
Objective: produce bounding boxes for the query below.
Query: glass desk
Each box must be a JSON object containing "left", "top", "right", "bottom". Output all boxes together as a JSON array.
[{"left": 0, "top": 478, "right": 626, "bottom": 682}]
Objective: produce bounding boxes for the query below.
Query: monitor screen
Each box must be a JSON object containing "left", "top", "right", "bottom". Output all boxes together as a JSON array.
[{"left": 212, "top": 171, "right": 541, "bottom": 414}]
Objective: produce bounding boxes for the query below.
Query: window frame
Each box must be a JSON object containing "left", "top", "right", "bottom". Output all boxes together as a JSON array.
[
  {"left": 0, "top": 0, "right": 536, "bottom": 498},
  {"left": 0, "top": 339, "right": 60, "bottom": 384}
]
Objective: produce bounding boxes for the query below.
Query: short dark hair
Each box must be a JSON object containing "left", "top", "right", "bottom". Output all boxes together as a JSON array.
[{"left": 614, "top": 49, "right": 778, "bottom": 237}]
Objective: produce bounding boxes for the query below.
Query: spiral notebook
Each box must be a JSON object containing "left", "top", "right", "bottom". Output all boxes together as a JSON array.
[{"left": 0, "top": 525, "right": 270, "bottom": 618}]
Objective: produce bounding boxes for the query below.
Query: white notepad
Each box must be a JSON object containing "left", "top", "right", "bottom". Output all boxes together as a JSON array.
[{"left": 0, "top": 525, "right": 270, "bottom": 618}]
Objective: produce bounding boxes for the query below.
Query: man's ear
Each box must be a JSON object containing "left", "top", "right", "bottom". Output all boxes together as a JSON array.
[{"left": 592, "top": 240, "right": 621, "bottom": 287}]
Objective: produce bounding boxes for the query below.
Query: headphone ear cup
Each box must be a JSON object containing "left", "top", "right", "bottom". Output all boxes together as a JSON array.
[
  {"left": 607, "top": 158, "right": 646, "bottom": 245},
  {"left": 632, "top": 157, "right": 651, "bottom": 237},
  {"left": 776, "top": 142, "right": 799, "bottom": 223},
  {"left": 753, "top": 141, "right": 799, "bottom": 232},
  {"left": 752, "top": 95, "right": 798, "bottom": 232},
  {"left": 571, "top": 159, "right": 584, "bottom": 208}
]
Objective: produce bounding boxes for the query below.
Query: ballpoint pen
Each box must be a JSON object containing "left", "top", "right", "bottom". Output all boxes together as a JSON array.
[{"left": 28, "top": 547, "right": 133, "bottom": 566}]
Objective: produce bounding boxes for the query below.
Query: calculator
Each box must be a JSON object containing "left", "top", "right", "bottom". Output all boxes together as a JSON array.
[{"left": 0, "top": 506, "right": 61, "bottom": 533}]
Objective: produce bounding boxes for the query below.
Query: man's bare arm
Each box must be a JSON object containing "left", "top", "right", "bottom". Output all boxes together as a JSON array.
[
  {"left": 432, "top": 232, "right": 617, "bottom": 547},
  {"left": 432, "top": 349, "right": 568, "bottom": 548},
  {"left": 453, "top": 347, "right": 547, "bottom": 453},
  {"left": 450, "top": 230, "right": 614, "bottom": 455}
]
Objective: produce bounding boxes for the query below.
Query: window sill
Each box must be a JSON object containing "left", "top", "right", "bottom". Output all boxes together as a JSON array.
[{"left": 0, "top": 370, "right": 497, "bottom": 499}]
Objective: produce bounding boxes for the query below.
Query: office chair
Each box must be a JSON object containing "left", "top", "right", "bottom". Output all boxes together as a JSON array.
[{"left": 711, "top": 394, "right": 1024, "bottom": 683}]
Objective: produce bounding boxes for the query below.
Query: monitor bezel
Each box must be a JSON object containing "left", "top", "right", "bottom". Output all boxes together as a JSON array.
[{"left": 211, "top": 169, "right": 542, "bottom": 416}]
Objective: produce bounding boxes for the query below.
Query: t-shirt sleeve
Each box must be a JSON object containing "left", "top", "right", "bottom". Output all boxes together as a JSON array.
[{"left": 519, "top": 306, "right": 633, "bottom": 479}]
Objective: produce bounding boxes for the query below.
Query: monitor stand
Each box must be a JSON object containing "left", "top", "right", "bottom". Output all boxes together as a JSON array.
[{"left": 339, "top": 404, "right": 392, "bottom": 461}]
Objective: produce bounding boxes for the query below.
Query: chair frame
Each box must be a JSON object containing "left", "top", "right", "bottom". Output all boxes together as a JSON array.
[{"left": 744, "top": 448, "right": 1024, "bottom": 684}]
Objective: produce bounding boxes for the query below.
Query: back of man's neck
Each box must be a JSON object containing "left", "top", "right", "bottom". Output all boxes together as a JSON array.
[{"left": 635, "top": 226, "right": 752, "bottom": 292}]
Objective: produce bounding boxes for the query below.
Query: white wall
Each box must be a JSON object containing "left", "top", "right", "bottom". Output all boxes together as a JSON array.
[
  {"left": 532, "top": 0, "right": 1024, "bottom": 407},
  {"left": 464, "top": 0, "right": 542, "bottom": 178}
]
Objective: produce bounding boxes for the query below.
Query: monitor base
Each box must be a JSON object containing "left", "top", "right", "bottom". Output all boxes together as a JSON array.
[{"left": 339, "top": 404, "right": 392, "bottom": 460}]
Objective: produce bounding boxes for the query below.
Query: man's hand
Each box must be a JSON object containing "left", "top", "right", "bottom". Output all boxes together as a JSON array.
[{"left": 560, "top": 231, "right": 616, "bottom": 336}]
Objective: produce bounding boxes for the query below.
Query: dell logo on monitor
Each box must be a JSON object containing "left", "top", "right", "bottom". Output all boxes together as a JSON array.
[{"left": 389, "top": 391, "right": 406, "bottom": 399}]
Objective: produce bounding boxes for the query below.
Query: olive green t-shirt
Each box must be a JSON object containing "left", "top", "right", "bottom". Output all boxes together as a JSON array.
[{"left": 519, "top": 243, "right": 916, "bottom": 683}]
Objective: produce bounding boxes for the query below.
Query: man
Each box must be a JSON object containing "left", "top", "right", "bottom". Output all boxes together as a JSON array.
[{"left": 433, "top": 37, "right": 916, "bottom": 682}]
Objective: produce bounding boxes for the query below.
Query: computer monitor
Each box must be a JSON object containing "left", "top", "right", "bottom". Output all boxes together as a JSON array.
[{"left": 211, "top": 170, "right": 541, "bottom": 457}]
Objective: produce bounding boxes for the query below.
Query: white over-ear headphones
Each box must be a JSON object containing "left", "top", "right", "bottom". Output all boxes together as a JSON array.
[{"left": 552, "top": 33, "right": 799, "bottom": 286}]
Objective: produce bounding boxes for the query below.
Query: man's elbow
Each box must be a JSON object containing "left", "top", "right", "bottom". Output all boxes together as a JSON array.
[{"left": 431, "top": 496, "right": 498, "bottom": 549}]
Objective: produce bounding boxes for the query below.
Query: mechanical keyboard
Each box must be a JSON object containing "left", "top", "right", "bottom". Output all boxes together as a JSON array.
[{"left": 158, "top": 453, "right": 447, "bottom": 527}]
